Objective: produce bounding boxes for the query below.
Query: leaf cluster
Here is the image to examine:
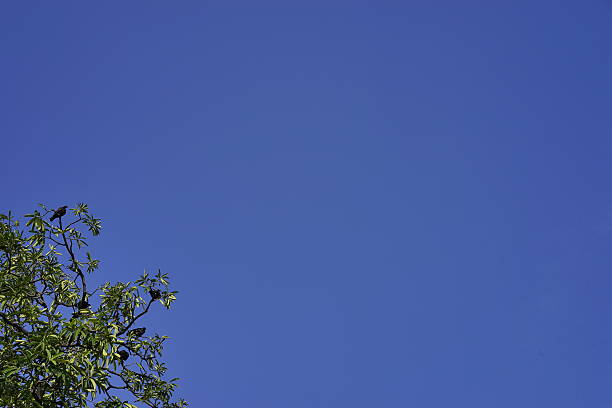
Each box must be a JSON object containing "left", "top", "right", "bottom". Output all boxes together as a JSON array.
[{"left": 0, "top": 205, "right": 187, "bottom": 408}]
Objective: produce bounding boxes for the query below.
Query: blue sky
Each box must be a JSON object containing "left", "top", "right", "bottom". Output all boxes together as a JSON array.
[{"left": 2, "top": 1, "right": 612, "bottom": 407}]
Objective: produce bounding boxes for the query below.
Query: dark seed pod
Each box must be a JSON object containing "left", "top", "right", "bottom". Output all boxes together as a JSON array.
[{"left": 117, "top": 350, "right": 129, "bottom": 361}]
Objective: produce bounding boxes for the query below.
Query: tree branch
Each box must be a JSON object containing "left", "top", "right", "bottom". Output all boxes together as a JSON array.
[
  {"left": 118, "top": 298, "right": 154, "bottom": 335},
  {"left": 0, "top": 311, "right": 29, "bottom": 336},
  {"left": 58, "top": 218, "right": 87, "bottom": 305}
]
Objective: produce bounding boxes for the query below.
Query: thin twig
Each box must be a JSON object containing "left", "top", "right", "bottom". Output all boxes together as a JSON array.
[{"left": 118, "top": 298, "right": 154, "bottom": 335}]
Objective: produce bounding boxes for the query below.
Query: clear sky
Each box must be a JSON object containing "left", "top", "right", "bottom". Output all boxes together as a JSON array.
[{"left": 2, "top": 1, "right": 612, "bottom": 407}]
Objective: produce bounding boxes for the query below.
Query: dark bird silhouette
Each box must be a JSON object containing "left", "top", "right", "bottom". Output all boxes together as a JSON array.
[
  {"left": 149, "top": 289, "right": 161, "bottom": 300},
  {"left": 117, "top": 350, "right": 129, "bottom": 361},
  {"left": 128, "top": 327, "right": 146, "bottom": 337},
  {"left": 77, "top": 299, "right": 90, "bottom": 310},
  {"left": 50, "top": 206, "right": 68, "bottom": 221}
]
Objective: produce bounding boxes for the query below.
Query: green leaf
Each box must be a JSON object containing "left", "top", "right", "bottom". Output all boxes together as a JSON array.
[{"left": 2, "top": 366, "right": 19, "bottom": 376}]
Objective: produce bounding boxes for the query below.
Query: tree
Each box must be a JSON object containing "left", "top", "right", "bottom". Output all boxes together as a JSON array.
[{"left": 0, "top": 204, "right": 187, "bottom": 407}]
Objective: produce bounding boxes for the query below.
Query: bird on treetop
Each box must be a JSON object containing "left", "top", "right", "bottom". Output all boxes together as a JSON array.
[{"left": 50, "top": 206, "right": 68, "bottom": 221}]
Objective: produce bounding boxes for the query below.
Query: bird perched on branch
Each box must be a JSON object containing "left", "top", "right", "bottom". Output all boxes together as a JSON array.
[
  {"left": 77, "top": 299, "right": 90, "bottom": 310},
  {"left": 128, "top": 327, "right": 146, "bottom": 338},
  {"left": 117, "top": 350, "right": 129, "bottom": 361},
  {"left": 50, "top": 206, "right": 68, "bottom": 221}
]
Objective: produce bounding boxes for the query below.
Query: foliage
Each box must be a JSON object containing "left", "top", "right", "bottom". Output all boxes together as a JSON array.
[{"left": 0, "top": 204, "right": 187, "bottom": 407}]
